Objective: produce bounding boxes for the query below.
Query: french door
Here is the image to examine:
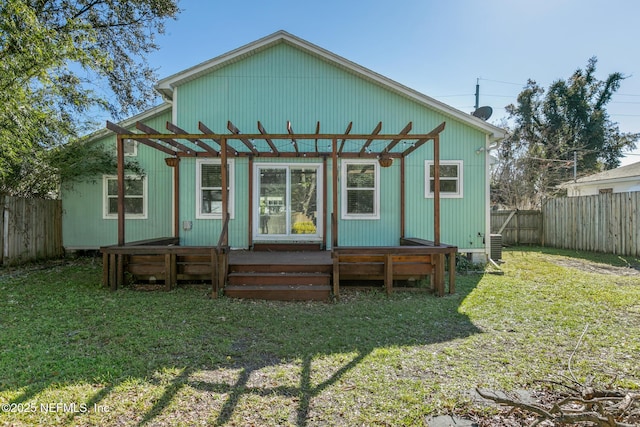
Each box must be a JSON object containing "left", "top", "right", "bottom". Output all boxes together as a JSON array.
[{"left": 254, "top": 164, "right": 322, "bottom": 241}]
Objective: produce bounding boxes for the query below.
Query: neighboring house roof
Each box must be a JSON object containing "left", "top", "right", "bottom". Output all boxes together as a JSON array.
[
  {"left": 155, "top": 30, "right": 506, "bottom": 141},
  {"left": 560, "top": 161, "right": 640, "bottom": 187}
]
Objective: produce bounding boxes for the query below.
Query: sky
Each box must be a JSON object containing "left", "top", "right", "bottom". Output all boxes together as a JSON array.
[{"left": 140, "top": 0, "right": 640, "bottom": 165}]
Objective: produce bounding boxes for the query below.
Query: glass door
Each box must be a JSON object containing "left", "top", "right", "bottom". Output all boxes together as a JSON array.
[
  {"left": 255, "top": 164, "right": 321, "bottom": 240},
  {"left": 289, "top": 168, "right": 318, "bottom": 236},
  {"left": 258, "top": 167, "right": 287, "bottom": 236}
]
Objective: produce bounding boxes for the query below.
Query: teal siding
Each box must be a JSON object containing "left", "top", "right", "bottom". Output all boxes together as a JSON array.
[
  {"left": 404, "top": 126, "right": 488, "bottom": 251},
  {"left": 62, "top": 110, "right": 174, "bottom": 248},
  {"left": 175, "top": 42, "right": 489, "bottom": 250},
  {"left": 65, "top": 40, "right": 493, "bottom": 252},
  {"left": 179, "top": 157, "right": 249, "bottom": 248}
]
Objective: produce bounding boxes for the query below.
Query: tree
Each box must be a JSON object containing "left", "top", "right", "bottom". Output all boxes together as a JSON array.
[
  {"left": 492, "top": 58, "right": 639, "bottom": 209},
  {"left": 0, "top": 0, "right": 179, "bottom": 197}
]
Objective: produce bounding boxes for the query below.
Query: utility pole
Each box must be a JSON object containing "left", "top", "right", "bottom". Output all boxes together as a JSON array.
[{"left": 475, "top": 78, "right": 480, "bottom": 110}]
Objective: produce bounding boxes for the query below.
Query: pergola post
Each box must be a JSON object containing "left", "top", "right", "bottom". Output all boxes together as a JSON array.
[
  {"left": 332, "top": 138, "right": 338, "bottom": 248},
  {"left": 322, "top": 156, "right": 328, "bottom": 249},
  {"left": 117, "top": 134, "right": 125, "bottom": 246},
  {"left": 400, "top": 156, "right": 406, "bottom": 239},
  {"left": 433, "top": 134, "right": 445, "bottom": 295},
  {"left": 248, "top": 156, "right": 253, "bottom": 248},
  {"left": 221, "top": 136, "right": 229, "bottom": 246},
  {"left": 164, "top": 157, "right": 180, "bottom": 238},
  {"left": 433, "top": 134, "right": 440, "bottom": 246}
]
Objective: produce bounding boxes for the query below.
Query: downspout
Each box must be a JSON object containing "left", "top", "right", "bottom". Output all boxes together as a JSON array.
[{"left": 485, "top": 134, "right": 491, "bottom": 260}]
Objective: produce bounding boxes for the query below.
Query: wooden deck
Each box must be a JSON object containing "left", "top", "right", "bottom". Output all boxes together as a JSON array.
[
  {"left": 226, "top": 251, "right": 333, "bottom": 301},
  {"left": 101, "top": 238, "right": 457, "bottom": 300}
]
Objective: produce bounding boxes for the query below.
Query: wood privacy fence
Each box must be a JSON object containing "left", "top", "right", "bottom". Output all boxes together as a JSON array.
[
  {"left": 0, "top": 196, "right": 63, "bottom": 265},
  {"left": 491, "top": 192, "right": 640, "bottom": 257},
  {"left": 542, "top": 192, "right": 640, "bottom": 257},
  {"left": 490, "top": 210, "right": 542, "bottom": 245}
]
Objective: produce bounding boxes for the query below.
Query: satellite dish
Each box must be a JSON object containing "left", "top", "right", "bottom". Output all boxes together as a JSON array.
[{"left": 472, "top": 106, "right": 493, "bottom": 121}]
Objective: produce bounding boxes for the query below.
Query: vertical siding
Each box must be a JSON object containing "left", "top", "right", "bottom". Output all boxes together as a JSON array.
[
  {"left": 63, "top": 42, "right": 494, "bottom": 251},
  {"left": 174, "top": 42, "right": 490, "bottom": 250},
  {"left": 404, "top": 124, "right": 488, "bottom": 251},
  {"left": 62, "top": 110, "right": 174, "bottom": 248},
  {"left": 179, "top": 157, "right": 250, "bottom": 248}
]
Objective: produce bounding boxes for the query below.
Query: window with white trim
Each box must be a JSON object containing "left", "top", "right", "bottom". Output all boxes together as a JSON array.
[
  {"left": 425, "top": 160, "right": 463, "bottom": 198},
  {"left": 196, "top": 158, "right": 235, "bottom": 219},
  {"left": 341, "top": 160, "right": 380, "bottom": 219},
  {"left": 123, "top": 140, "right": 137, "bottom": 156},
  {"left": 103, "top": 175, "right": 147, "bottom": 219}
]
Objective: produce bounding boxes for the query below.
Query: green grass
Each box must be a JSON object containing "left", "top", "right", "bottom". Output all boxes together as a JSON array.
[{"left": 0, "top": 248, "right": 639, "bottom": 426}]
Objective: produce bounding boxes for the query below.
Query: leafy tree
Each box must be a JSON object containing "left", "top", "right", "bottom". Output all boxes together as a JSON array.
[
  {"left": 0, "top": 0, "right": 179, "bottom": 197},
  {"left": 492, "top": 57, "right": 639, "bottom": 209},
  {"left": 0, "top": 138, "right": 144, "bottom": 198}
]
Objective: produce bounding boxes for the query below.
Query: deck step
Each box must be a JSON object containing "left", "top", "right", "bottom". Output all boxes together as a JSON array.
[
  {"left": 225, "top": 250, "right": 333, "bottom": 301},
  {"left": 227, "top": 272, "right": 331, "bottom": 286},
  {"left": 224, "top": 284, "right": 331, "bottom": 301},
  {"left": 229, "top": 263, "right": 331, "bottom": 274}
]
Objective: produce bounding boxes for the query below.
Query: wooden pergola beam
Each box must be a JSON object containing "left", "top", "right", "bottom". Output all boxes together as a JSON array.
[
  {"left": 382, "top": 122, "right": 413, "bottom": 154},
  {"left": 166, "top": 122, "right": 219, "bottom": 156},
  {"left": 314, "top": 121, "right": 320, "bottom": 153},
  {"left": 198, "top": 122, "right": 235, "bottom": 155},
  {"left": 106, "top": 121, "right": 176, "bottom": 156},
  {"left": 115, "top": 132, "right": 433, "bottom": 143},
  {"left": 227, "top": 121, "right": 260, "bottom": 156},
  {"left": 257, "top": 121, "right": 279, "bottom": 155},
  {"left": 136, "top": 122, "right": 195, "bottom": 155},
  {"left": 287, "top": 121, "right": 299, "bottom": 156},
  {"left": 108, "top": 121, "right": 447, "bottom": 160},
  {"left": 359, "top": 122, "right": 383, "bottom": 156},
  {"left": 337, "top": 121, "right": 353, "bottom": 154},
  {"left": 401, "top": 122, "right": 446, "bottom": 157}
]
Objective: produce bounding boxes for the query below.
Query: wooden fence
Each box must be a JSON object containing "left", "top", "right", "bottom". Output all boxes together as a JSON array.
[
  {"left": 0, "top": 196, "right": 63, "bottom": 265},
  {"left": 491, "top": 192, "right": 640, "bottom": 257},
  {"left": 542, "top": 192, "right": 640, "bottom": 257},
  {"left": 490, "top": 210, "right": 543, "bottom": 245}
]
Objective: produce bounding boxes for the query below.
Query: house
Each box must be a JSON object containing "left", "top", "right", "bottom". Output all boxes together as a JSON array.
[
  {"left": 560, "top": 161, "right": 640, "bottom": 197},
  {"left": 62, "top": 31, "right": 506, "bottom": 299}
]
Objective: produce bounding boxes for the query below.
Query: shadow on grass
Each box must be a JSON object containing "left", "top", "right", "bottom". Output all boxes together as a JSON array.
[{"left": 0, "top": 261, "right": 484, "bottom": 426}]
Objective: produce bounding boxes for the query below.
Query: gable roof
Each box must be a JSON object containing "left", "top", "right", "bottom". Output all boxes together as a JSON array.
[
  {"left": 561, "top": 161, "right": 640, "bottom": 187},
  {"left": 87, "top": 102, "right": 172, "bottom": 142},
  {"left": 155, "top": 30, "right": 506, "bottom": 141}
]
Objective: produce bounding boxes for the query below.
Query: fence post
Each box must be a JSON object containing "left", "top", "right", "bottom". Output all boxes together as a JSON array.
[{"left": 0, "top": 195, "right": 4, "bottom": 265}]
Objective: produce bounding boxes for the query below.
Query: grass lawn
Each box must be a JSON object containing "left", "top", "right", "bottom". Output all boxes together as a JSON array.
[{"left": 0, "top": 247, "right": 638, "bottom": 426}]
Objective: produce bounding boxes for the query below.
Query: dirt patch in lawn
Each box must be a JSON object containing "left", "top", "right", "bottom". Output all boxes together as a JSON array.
[{"left": 551, "top": 257, "right": 640, "bottom": 277}]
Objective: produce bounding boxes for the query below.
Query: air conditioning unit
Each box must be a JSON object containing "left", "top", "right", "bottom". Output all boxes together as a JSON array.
[{"left": 490, "top": 234, "right": 502, "bottom": 261}]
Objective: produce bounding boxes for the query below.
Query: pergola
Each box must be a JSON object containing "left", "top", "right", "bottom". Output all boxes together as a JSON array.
[{"left": 107, "top": 119, "right": 447, "bottom": 250}]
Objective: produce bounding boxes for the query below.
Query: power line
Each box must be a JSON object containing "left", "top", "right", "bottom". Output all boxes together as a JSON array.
[{"left": 478, "top": 77, "right": 526, "bottom": 86}]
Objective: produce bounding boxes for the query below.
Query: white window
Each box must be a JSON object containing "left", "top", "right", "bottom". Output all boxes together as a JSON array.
[
  {"left": 425, "top": 160, "right": 463, "bottom": 198},
  {"left": 196, "top": 158, "right": 235, "bottom": 219},
  {"left": 103, "top": 175, "right": 147, "bottom": 219},
  {"left": 123, "top": 140, "right": 137, "bottom": 156},
  {"left": 341, "top": 160, "right": 380, "bottom": 219}
]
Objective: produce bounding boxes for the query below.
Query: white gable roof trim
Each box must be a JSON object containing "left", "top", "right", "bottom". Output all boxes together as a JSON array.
[
  {"left": 155, "top": 30, "right": 506, "bottom": 141},
  {"left": 87, "top": 102, "right": 172, "bottom": 142}
]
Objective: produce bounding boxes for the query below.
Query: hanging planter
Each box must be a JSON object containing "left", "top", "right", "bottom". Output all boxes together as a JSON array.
[{"left": 378, "top": 153, "right": 393, "bottom": 167}]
